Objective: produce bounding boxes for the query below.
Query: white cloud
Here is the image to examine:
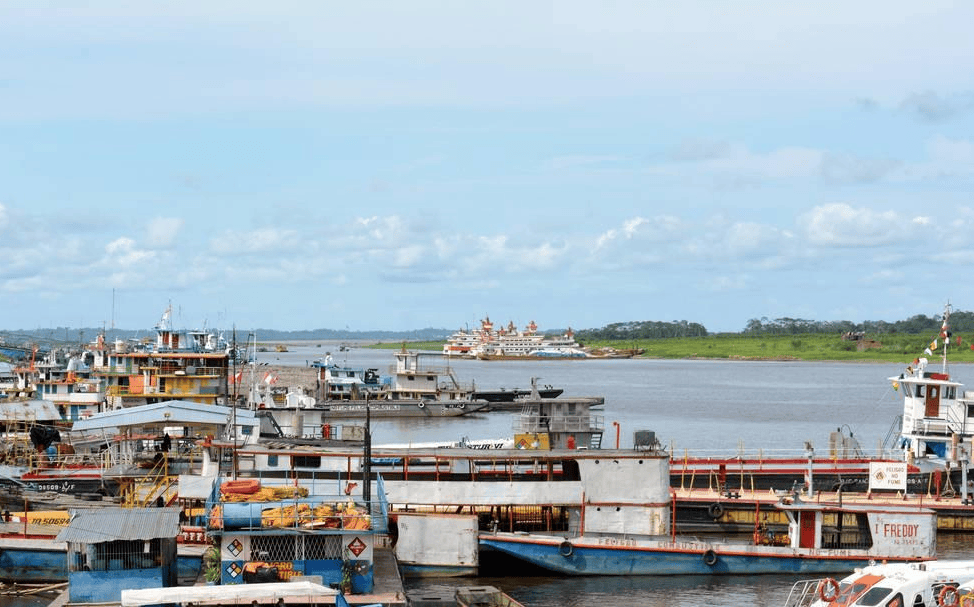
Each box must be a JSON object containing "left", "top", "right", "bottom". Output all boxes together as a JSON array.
[
  {"left": 594, "top": 216, "right": 679, "bottom": 251},
  {"left": 210, "top": 228, "right": 300, "bottom": 255},
  {"left": 104, "top": 237, "right": 155, "bottom": 266},
  {"left": 724, "top": 222, "right": 792, "bottom": 257},
  {"left": 802, "top": 203, "right": 920, "bottom": 247},
  {"left": 900, "top": 91, "right": 974, "bottom": 122},
  {"left": 146, "top": 216, "right": 184, "bottom": 247}
]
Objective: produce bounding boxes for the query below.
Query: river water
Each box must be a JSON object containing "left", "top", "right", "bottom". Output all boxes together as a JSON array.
[{"left": 8, "top": 343, "right": 971, "bottom": 607}]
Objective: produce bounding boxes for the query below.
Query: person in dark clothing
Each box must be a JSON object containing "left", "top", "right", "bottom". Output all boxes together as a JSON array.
[{"left": 161, "top": 433, "right": 171, "bottom": 452}]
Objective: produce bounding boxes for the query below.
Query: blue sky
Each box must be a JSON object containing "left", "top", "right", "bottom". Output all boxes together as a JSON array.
[{"left": 2, "top": 2, "right": 973, "bottom": 333}]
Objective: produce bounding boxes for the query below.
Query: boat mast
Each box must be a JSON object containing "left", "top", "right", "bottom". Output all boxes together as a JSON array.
[{"left": 940, "top": 302, "right": 952, "bottom": 375}]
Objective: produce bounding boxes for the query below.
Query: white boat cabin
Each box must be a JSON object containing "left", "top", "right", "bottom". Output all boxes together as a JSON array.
[{"left": 892, "top": 356, "right": 974, "bottom": 463}]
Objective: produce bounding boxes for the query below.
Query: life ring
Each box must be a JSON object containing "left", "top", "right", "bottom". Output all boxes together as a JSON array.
[
  {"left": 707, "top": 503, "right": 724, "bottom": 519},
  {"left": 458, "top": 403, "right": 465, "bottom": 409},
  {"left": 417, "top": 401, "right": 426, "bottom": 409},
  {"left": 818, "top": 578, "right": 840, "bottom": 602},
  {"left": 940, "top": 586, "right": 960, "bottom": 607},
  {"left": 559, "top": 541, "right": 574, "bottom": 557},
  {"left": 703, "top": 549, "right": 718, "bottom": 566}
]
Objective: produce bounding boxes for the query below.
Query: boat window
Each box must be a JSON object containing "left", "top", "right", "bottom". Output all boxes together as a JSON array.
[
  {"left": 267, "top": 455, "right": 279, "bottom": 467},
  {"left": 855, "top": 586, "right": 893, "bottom": 606},
  {"left": 967, "top": 404, "right": 974, "bottom": 420},
  {"left": 915, "top": 385, "right": 924, "bottom": 397},
  {"left": 830, "top": 579, "right": 879, "bottom": 606},
  {"left": 885, "top": 594, "right": 904, "bottom": 607},
  {"left": 293, "top": 455, "right": 321, "bottom": 468}
]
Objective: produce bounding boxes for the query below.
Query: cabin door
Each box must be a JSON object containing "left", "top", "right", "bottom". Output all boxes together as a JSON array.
[
  {"left": 925, "top": 385, "right": 941, "bottom": 417},
  {"left": 798, "top": 512, "right": 816, "bottom": 548}
]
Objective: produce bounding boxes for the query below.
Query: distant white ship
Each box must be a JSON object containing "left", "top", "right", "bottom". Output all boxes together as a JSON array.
[{"left": 443, "top": 316, "right": 589, "bottom": 359}]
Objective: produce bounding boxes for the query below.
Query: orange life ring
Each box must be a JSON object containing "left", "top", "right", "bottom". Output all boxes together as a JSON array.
[
  {"left": 940, "top": 586, "right": 960, "bottom": 607},
  {"left": 818, "top": 578, "right": 840, "bottom": 602},
  {"left": 221, "top": 479, "right": 260, "bottom": 494}
]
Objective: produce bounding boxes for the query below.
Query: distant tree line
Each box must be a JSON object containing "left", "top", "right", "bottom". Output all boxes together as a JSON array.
[
  {"left": 576, "top": 320, "right": 708, "bottom": 341},
  {"left": 740, "top": 310, "right": 974, "bottom": 337},
  {"left": 574, "top": 310, "right": 974, "bottom": 341}
]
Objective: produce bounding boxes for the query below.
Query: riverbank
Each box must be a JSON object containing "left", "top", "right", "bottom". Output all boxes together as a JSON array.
[{"left": 373, "top": 333, "right": 974, "bottom": 364}]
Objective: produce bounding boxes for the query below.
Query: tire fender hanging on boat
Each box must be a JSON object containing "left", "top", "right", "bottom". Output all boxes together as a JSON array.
[
  {"left": 559, "top": 541, "right": 574, "bottom": 557},
  {"left": 702, "top": 549, "right": 718, "bottom": 566},
  {"left": 707, "top": 502, "right": 724, "bottom": 519},
  {"left": 417, "top": 401, "right": 425, "bottom": 409}
]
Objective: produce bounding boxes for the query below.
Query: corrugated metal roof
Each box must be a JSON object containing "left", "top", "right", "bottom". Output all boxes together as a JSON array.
[
  {"left": 55, "top": 507, "right": 181, "bottom": 543},
  {"left": 0, "top": 399, "right": 61, "bottom": 422}
]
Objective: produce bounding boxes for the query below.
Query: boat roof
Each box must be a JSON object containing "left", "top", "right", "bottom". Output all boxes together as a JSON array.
[
  {"left": 121, "top": 580, "right": 337, "bottom": 606},
  {"left": 55, "top": 506, "right": 181, "bottom": 543},
  {"left": 71, "top": 399, "right": 258, "bottom": 432},
  {"left": 776, "top": 498, "right": 935, "bottom": 515},
  {"left": 0, "top": 399, "right": 61, "bottom": 422}
]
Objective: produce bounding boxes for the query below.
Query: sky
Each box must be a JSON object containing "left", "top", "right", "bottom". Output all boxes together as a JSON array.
[{"left": 1, "top": 2, "right": 974, "bottom": 334}]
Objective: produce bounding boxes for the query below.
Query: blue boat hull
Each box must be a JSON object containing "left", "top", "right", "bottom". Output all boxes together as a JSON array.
[
  {"left": 0, "top": 544, "right": 66, "bottom": 583},
  {"left": 0, "top": 542, "right": 202, "bottom": 583},
  {"left": 479, "top": 537, "right": 914, "bottom": 576}
]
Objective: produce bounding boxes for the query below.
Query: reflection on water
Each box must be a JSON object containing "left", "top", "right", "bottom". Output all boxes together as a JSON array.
[{"left": 407, "top": 573, "right": 797, "bottom": 607}]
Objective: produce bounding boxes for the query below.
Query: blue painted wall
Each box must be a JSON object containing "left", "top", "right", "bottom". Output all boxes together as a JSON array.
[{"left": 68, "top": 565, "right": 174, "bottom": 603}]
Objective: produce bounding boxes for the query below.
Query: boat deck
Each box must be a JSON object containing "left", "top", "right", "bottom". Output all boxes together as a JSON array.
[{"left": 673, "top": 487, "right": 974, "bottom": 533}]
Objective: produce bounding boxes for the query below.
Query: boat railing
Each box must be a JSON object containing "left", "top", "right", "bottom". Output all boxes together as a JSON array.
[
  {"left": 208, "top": 487, "right": 387, "bottom": 534},
  {"left": 670, "top": 444, "right": 903, "bottom": 463},
  {"left": 914, "top": 417, "right": 952, "bottom": 436},
  {"left": 782, "top": 579, "right": 827, "bottom": 607},
  {"left": 945, "top": 407, "right": 970, "bottom": 436},
  {"left": 513, "top": 414, "right": 604, "bottom": 434}
]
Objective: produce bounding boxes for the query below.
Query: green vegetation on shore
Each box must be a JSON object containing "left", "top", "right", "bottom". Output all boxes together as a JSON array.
[{"left": 374, "top": 334, "right": 974, "bottom": 364}]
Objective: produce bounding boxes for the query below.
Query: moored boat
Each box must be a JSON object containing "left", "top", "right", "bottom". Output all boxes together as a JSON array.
[
  {"left": 670, "top": 303, "right": 974, "bottom": 517},
  {"left": 783, "top": 560, "right": 974, "bottom": 607}
]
